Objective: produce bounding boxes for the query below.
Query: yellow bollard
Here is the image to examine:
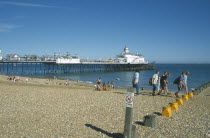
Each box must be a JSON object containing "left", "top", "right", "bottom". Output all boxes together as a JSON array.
[
  {"left": 162, "top": 107, "right": 172, "bottom": 117},
  {"left": 182, "top": 94, "right": 189, "bottom": 101},
  {"left": 170, "top": 102, "right": 179, "bottom": 111},
  {"left": 188, "top": 92, "right": 194, "bottom": 97},
  {"left": 176, "top": 98, "right": 184, "bottom": 105}
]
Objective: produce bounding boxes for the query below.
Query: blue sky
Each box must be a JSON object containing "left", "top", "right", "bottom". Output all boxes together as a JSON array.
[{"left": 0, "top": 0, "right": 209, "bottom": 63}]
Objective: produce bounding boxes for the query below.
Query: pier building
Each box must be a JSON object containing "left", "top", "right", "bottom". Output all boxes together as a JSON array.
[
  {"left": 114, "top": 46, "right": 148, "bottom": 64},
  {"left": 6, "top": 54, "right": 21, "bottom": 61}
]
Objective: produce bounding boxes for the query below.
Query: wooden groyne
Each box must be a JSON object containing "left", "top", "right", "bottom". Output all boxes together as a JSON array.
[
  {"left": 192, "top": 81, "right": 210, "bottom": 95},
  {"left": 0, "top": 61, "right": 155, "bottom": 75}
]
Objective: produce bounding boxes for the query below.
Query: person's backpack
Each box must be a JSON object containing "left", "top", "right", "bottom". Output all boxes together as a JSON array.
[
  {"left": 173, "top": 76, "right": 181, "bottom": 85},
  {"left": 149, "top": 78, "right": 153, "bottom": 86}
]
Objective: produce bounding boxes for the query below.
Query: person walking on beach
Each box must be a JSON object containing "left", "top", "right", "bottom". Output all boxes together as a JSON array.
[
  {"left": 132, "top": 69, "right": 140, "bottom": 95},
  {"left": 158, "top": 72, "right": 168, "bottom": 95},
  {"left": 184, "top": 72, "right": 190, "bottom": 94},
  {"left": 175, "top": 72, "right": 185, "bottom": 98},
  {"left": 152, "top": 71, "right": 159, "bottom": 96}
]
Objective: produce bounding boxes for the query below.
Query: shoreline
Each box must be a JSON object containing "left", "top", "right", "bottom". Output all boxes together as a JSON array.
[
  {"left": 0, "top": 75, "right": 209, "bottom": 137},
  {"left": 0, "top": 74, "right": 179, "bottom": 92}
]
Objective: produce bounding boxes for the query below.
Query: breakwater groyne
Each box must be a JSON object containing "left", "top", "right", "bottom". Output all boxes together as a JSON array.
[
  {"left": 0, "top": 61, "right": 154, "bottom": 75},
  {"left": 192, "top": 81, "right": 210, "bottom": 95}
]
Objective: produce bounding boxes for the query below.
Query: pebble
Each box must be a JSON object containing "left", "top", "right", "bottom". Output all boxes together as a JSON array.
[{"left": 0, "top": 75, "right": 209, "bottom": 137}]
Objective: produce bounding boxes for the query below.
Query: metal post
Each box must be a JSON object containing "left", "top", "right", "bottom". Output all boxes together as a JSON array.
[{"left": 124, "top": 87, "right": 135, "bottom": 138}]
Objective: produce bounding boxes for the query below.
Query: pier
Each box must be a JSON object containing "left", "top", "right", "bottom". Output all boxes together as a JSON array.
[{"left": 0, "top": 61, "right": 154, "bottom": 75}]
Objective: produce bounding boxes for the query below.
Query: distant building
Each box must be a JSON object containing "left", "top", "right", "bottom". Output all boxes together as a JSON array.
[
  {"left": 6, "top": 54, "right": 21, "bottom": 61},
  {"left": 53, "top": 52, "right": 61, "bottom": 60},
  {"left": 23, "top": 55, "right": 39, "bottom": 61},
  {"left": 41, "top": 54, "right": 55, "bottom": 61},
  {"left": 56, "top": 52, "right": 80, "bottom": 64}
]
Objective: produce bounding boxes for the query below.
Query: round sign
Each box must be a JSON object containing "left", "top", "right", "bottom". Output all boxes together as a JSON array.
[{"left": 125, "top": 95, "right": 133, "bottom": 103}]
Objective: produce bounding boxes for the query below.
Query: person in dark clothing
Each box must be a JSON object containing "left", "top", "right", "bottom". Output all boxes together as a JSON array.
[{"left": 158, "top": 72, "right": 167, "bottom": 95}]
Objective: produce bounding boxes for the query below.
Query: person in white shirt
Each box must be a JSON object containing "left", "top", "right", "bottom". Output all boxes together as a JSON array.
[
  {"left": 152, "top": 71, "right": 159, "bottom": 96},
  {"left": 132, "top": 69, "right": 140, "bottom": 95}
]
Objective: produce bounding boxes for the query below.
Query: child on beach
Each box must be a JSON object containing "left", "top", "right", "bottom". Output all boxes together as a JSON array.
[
  {"left": 111, "top": 81, "right": 115, "bottom": 89},
  {"left": 107, "top": 82, "right": 111, "bottom": 87},
  {"left": 96, "top": 78, "right": 102, "bottom": 91},
  {"left": 103, "top": 83, "right": 109, "bottom": 91}
]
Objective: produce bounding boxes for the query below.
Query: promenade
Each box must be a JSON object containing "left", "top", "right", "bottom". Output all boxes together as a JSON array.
[{"left": 0, "top": 75, "right": 209, "bottom": 137}]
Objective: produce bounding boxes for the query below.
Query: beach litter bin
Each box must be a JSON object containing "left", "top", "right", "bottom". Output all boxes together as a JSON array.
[
  {"left": 182, "top": 94, "right": 189, "bottom": 101},
  {"left": 170, "top": 102, "right": 179, "bottom": 111},
  {"left": 188, "top": 92, "right": 194, "bottom": 98},
  {"left": 143, "top": 114, "right": 156, "bottom": 128},
  {"left": 162, "top": 107, "right": 172, "bottom": 117},
  {"left": 176, "top": 98, "right": 184, "bottom": 105}
]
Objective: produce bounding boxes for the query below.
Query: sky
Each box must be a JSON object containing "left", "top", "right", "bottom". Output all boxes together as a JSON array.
[{"left": 0, "top": 0, "right": 210, "bottom": 63}]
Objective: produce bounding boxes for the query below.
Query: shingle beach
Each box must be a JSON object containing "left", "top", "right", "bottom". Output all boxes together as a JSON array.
[{"left": 0, "top": 75, "right": 209, "bottom": 137}]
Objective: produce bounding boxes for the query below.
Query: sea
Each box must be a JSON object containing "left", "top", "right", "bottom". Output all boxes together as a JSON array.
[
  {"left": 14, "top": 64, "right": 209, "bottom": 92},
  {"left": 1, "top": 64, "right": 210, "bottom": 92}
]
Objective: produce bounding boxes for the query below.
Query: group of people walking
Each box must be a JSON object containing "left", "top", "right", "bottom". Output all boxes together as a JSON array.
[{"left": 132, "top": 69, "right": 190, "bottom": 98}]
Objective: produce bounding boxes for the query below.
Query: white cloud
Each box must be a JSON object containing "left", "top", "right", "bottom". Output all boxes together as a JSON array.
[
  {"left": 0, "top": 1, "right": 56, "bottom": 8},
  {"left": 0, "top": 23, "right": 20, "bottom": 32}
]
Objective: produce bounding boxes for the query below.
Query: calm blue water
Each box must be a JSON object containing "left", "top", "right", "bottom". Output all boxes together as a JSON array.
[
  {"left": 2, "top": 64, "right": 210, "bottom": 92},
  {"left": 31, "top": 64, "right": 210, "bottom": 92}
]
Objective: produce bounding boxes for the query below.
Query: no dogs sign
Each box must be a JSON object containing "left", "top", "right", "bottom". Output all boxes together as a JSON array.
[{"left": 125, "top": 92, "right": 134, "bottom": 108}]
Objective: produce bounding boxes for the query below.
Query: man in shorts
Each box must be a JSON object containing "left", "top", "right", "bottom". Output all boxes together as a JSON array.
[
  {"left": 152, "top": 71, "right": 159, "bottom": 96},
  {"left": 175, "top": 72, "right": 185, "bottom": 98},
  {"left": 184, "top": 72, "right": 190, "bottom": 94},
  {"left": 158, "top": 71, "right": 168, "bottom": 95}
]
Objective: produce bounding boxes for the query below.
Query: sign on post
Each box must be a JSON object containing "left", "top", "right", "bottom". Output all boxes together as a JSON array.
[
  {"left": 124, "top": 88, "right": 135, "bottom": 138},
  {"left": 125, "top": 92, "right": 134, "bottom": 108}
]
